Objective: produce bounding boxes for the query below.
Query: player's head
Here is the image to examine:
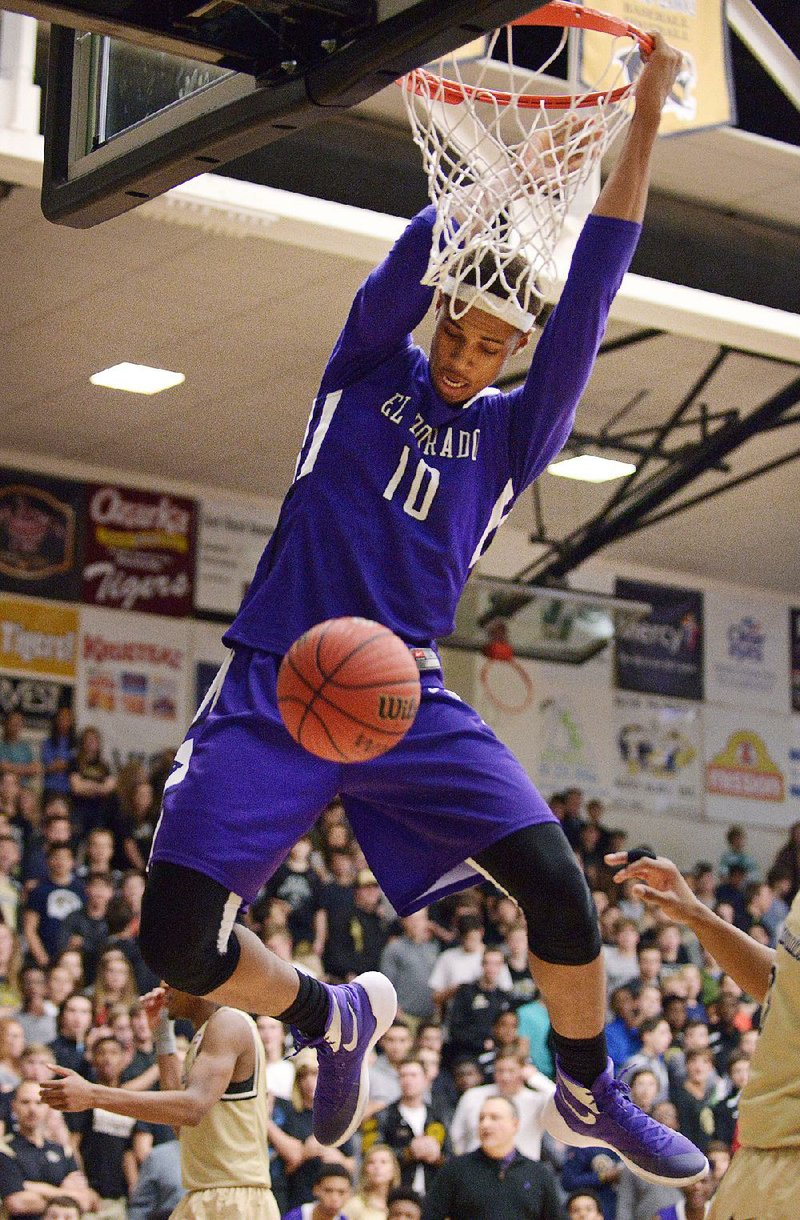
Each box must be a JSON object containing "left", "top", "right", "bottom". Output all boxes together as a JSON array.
[
  {"left": 313, "top": 1165, "right": 352, "bottom": 1217},
  {"left": 430, "top": 249, "right": 538, "bottom": 406}
]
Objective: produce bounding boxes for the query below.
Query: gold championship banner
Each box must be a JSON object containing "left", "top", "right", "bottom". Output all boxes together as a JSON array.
[{"left": 580, "top": 0, "right": 734, "bottom": 135}]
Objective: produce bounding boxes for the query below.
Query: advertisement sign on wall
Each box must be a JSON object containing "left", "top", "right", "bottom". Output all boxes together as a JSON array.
[
  {"left": 615, "top": 579, "right": 704, "bottom": 701},
  {"left": 83, "top": 483, "right": 196, "bottom": 617},
  {"left": 611, "top": 692, "right": 703, "bottom": 819},
  {"left": 195, "top": 499, "right": 275, "bottom": 618},
  {"left": 75, "top": 606, "right": 190, "bottom": 769},
  {"left": 0, "top": 596, "right": 79, "bottom": 679},
  {"left": 0, "top": 468, "right": 84, "bottom": 602},
  {"left": 704, "top": 706, "right": 794, "bottom": 826},
  {"left": 705, "top": 591, "right": 789, "bottom": 714}
]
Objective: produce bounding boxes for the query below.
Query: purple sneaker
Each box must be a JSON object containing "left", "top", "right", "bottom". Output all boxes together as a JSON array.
[
  {"left": 292, "top": 971, "right": 397, "bottom": 1147},
  {"left": 544, "top": 1059, "right": 709, "bottom": 1187}
]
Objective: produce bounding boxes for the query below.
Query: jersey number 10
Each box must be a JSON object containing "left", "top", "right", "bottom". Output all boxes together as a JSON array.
[{"left": 383, "top": 445, "right": 440, "bottom": 521}]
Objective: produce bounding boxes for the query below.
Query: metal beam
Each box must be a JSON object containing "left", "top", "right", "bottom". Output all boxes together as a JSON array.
[
  {"left": 727, "top": 0, "right": 800, "bottom": 112},
  {"left": 517, "top": 375, "right": 800, "bottom": 585}
]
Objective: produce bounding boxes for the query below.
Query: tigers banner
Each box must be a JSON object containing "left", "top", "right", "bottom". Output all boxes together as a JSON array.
[{"left": 580, "top": 0, "right": 734, "bottom": 135}]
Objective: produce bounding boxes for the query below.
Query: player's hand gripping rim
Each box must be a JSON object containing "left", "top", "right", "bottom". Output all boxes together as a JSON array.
[{"left": 604, "top": 849, "right": 705, "bottom": 925}]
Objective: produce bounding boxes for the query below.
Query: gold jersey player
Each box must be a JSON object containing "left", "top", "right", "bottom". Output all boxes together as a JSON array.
[
  {"left": 140, "top": 32, "right": 706, "bottom": 1189},
  {"left": 609, "top": 849, "right": 800, "bottom": 1220},
  {"left": 43, "top": 987, "right": 278, "bottom": 1220}
]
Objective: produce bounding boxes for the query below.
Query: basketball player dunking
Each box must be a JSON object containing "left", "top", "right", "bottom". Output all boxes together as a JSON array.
[
  {"left": 43, "top": 987, "right": 279, "bottom": 1219},
  {"left": 138, "top": 32, "right": 707, "bottom": 1187}
]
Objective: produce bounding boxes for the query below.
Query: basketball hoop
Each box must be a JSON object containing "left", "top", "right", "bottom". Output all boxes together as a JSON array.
[
  {"left": 480, "top": 620, "right": 534, "bottom": 715},
  {"left": 399, "top": 1, "right": 653, "bottom": 320}
]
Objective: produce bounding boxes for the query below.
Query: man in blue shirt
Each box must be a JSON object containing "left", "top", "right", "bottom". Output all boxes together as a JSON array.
[{"left": 141, "top": 34, "right": 706, "bottom": 1190}]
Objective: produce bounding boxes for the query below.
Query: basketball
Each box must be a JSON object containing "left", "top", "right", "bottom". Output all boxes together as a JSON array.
[{"left": 277, "top": 617, "right": 421, "bottom": 763}]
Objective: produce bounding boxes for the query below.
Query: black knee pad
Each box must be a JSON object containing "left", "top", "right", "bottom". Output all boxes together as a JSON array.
[
  {"left": 140, "top": 861, "right": 242, "bottom": 995},
  {"left": 474, "top": 822, "right": 601, "bottom": 966}
]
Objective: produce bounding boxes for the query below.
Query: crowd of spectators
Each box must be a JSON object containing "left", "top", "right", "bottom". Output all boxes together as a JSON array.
[{"left": 0, "top": 707, "right": 796, "bottom": 1218}]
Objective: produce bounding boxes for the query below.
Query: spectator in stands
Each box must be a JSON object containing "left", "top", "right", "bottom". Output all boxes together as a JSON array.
[
  {"left": 655, "top": 924, "right": 692, "bottom": 978},
  {"left": 422, "top": 1095, "right": 563, "bottom": 1220},
  {"left": 49, "top": 994, "right": 93, "bottom": 1077},
  {"left": 319, "top": 849, "right": 357, "bottom": 980},
  {"left": 282, "top": 1058, "right": 355, "bottom": 1211},
  {"left": 0, "top": 921, "right": 22, "bottom": 1011},
  {"left": 605, "top": 984, "right": 641, "bottom": 1072},
  {"left": 712, "top": 1050, "right": 749, "bottom": 1146},
  {"left": 90, "top": 948, "right": 138, "bottom": 1027},
  {"left": 567, "top": 1191, "right": 604, "bottom": 1220},
  {"left": 0, "top": 1079, "right": 96, "bottom": 1216},
  {"left": 636, "top": 944, "right": 663, "bottom": 989},
  {"left": 561, "top": 1143, "right": 621, "bottom": 1220},
  {"left": 561, "top": 787, "right": 585, "bottom": 849},
  {"left": 368, "top": 1021, "right": 415, "bottom": 1116},
  {"left": 364, "top": 1058, "right": 448, "bottom": 1195},
  {"left": 515, "top": 990, "right": 553, "bottom": 1080},
  {"left": 283, "top": 1163, "right": 352, "bottom": 1220},
  {"left": 584, "top": 799, "right": 612, "bottom": 856},
  {"left": 621, "top": 1016, "right": 671, "bottom": 1101},
  {"left": 254, "top": 836, "right": 326, "bottom": 959},
  {"left": 446, "top": 947, "right": 512, "bottom": 1066},
  {"left": 380, "top": 909, "right": 439, "bottom": 1029},
  {"left": 714, "top": 864, "right": 749, "bottom": 930},
  {"left": 504, "top": 920, "right": 537, "bottom": 1006},
  {"left": 0, "top": 711, "right": 40, "bottom": 787},
  {"left": 387, "top": 1186, "right": 423, "bottom": 1220},
  {"left": 669, "top": 1048, "right": 718, "bottom": 1155},
  {"left": 481, "top": 1008, "right": 531, "bottom": 1082},
  {"left": 127, "top": 1138, "right": 184, "bottom": 1220},
  {"left": 346, "top": 1144, "right": 401, "bottom": 1220},
  {"left": 603, "top": 918, "right": 641, "bottom": 997},
  {"left": 719, "top": 826, "right": 757, "bottom": 882},
  {"left": 68, "top": 728, "right": 116, "bottom": 837},
  {"left": 76, "top": 827, "right": 120, "bottom": 888},
  {"left": 62, "top": 872, "right": 114, "bottom": 987},
  {"left": 47, "top": 963, "right": 75, "bottom": 1011},
  {"left": 255, "top": 1015, "right": 294, "bottom": 1100},
  {"left": 69, "top": 1036, "right": 137, "bottom": 1213},
  {"left": 0, "top": 1016, "right": 25, "bottom": 1089},
  {"left": 23, "top": 845, "right": 85, "bottom": 968},
  {"left": 449, "top": 1048, "right": 554, "bottom": 1160},
  {"left": 428, "top": 915, "right": 510, "bottom": 1016},
  {"left": 102, "top": 895, "right": 157, "bottom": 995},
  {"left": 655, "top": 1176, "right": 715, "bottom": 1219},
  {"left": 117, "top": 781, "right": 157, "bottom": 873},
  {"left": 16, "top": 965, "right": 57, "bottom": 1045},
  {"left": 637, "top": 983, "right": 663, "bottom": 1021},
  {"left": 40, "top": 707, "right": 76, "bottom": 802},
  {"left": 341, "top": 869, "right": 392, "bottom": 979}
]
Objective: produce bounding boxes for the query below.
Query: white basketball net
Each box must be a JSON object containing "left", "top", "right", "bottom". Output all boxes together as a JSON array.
[{"left": 401, "top": 16, "right": 644, "bottom": 327}]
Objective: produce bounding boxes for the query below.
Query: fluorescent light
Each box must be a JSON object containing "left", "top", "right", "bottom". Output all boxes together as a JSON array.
[
  {"left": 90, "top": 363, "right": 185, "bottom": 394},
  {"left": 547, "top": 455, "right": 636, "bottom": 483}
]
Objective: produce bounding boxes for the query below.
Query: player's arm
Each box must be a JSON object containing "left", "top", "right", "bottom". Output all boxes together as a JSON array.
[
  {"left": 324, "top": 207, "right": 439, "bottom": 387},
  {"left": 593, "top": 33, "right": 682, "bottom": 223},
  {"left": 607, "top": 852, "right": 775, "bottom": 1002},
  {"left": 43, "top": 1009, "right": 250, "bottom": 1126}
]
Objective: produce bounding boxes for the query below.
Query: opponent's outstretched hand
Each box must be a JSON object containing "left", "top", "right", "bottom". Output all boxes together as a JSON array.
[
  {"left": 605, "top": 850, "right": 702, "bottom": 926},
  {"left": 41, "top": 1064, "right": 94, "bottom": 1112},
  {"left": 634, "top": 32, "right": 684, "bottom": 126}
]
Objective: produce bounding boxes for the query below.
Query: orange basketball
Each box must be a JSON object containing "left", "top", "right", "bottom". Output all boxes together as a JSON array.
[{"left": 277, "top": 617, "right": 421, "bottom": 763}]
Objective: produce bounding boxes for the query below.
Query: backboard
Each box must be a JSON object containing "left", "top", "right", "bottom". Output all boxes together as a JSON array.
[
  {"left": 28, "top": 0, "right": 550, "bottom": 226},
  {"left": 445, "top": 574, "right": 651, "bottom": 664}
]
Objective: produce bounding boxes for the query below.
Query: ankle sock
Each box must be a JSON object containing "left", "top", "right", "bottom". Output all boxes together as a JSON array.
[
  {"left": 552, "top": 1030, "right": 608, "bottom": 1088},
  {"left": 277, "top": 970, "right": 330, "bottom": 1040}
]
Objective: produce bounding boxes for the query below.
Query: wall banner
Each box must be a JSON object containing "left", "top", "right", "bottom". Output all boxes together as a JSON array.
[
  {"left": 0, "top": 468, "right": 84, "bottom": 602},
  {"left": 611, "top": 691, "right": 703, "bottom": 818},
  {"left": 83, "top": 483, "right": 196, "bottom": 617},
  {"left": 580, "top": 0, "right": 734, "bottom": 136},
  {"left": 614, "top": 578, "right": 704, "bottom": 700},
  {"left": 195, "top": 499, "right": 275, "bottom": 618},
  {"left": 0, "top": 596, "right": 79, "bottom": 679},
  {"left": 532, "top": 660, "right": 614, "bottom": 799},
  {"left": 705, "top": 591, "right": 789, "bottom": 714},
  {"left": 76, "top": 606, "right": 190, "bottom": 769},
  {"left": 704, "top": 705, "right": 794, "bottom": 827},
  {"left": 791, "top": 609, "right": 800, "bottom": 715}
]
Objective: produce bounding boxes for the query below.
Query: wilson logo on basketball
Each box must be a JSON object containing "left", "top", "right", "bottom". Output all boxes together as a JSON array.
[{"left": 377, "top": 695, "right": 418, "bottom": 722}]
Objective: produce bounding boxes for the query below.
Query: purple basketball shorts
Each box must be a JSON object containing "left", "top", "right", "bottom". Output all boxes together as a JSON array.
[{"left": 150, "top": 646, "right": 556, "bottom": 915}]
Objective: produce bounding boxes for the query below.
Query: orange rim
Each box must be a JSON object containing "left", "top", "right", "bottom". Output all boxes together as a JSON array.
[
  {"left": 479, "top": 656, "right": 535, "bottom": 715},
  {"left": 401, "top": 1, "right": 653, "bottom": 110}
]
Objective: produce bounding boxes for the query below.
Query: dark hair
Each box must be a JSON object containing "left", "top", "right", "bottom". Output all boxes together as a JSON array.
[
  {"left": 456, "top": 913, "right": 483, "bottom": 937},
  {"left": 314, "top": 1164, "right": 352, "bottom": 1187},
  {"left": 43, "top": 1199, "right": 81, "bottom": 1219},
  {"left": 388, "top": 1186, "right": 423, "bottom": 1205},
  {"left": 105, "top": 896, "right": 134, "bottom": 935},
  {"left": 458, "top": 247, "right": 541, "bottom": 319},
  {"left": 566, "top": 1190, "right": 603, "bottom": 1212},
  {"left": 639, "top": 1015, "right": 668, "bottom": 1037},
  {"left": 93, "top": 1035, "right": 124, "bottom": 1054}
]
